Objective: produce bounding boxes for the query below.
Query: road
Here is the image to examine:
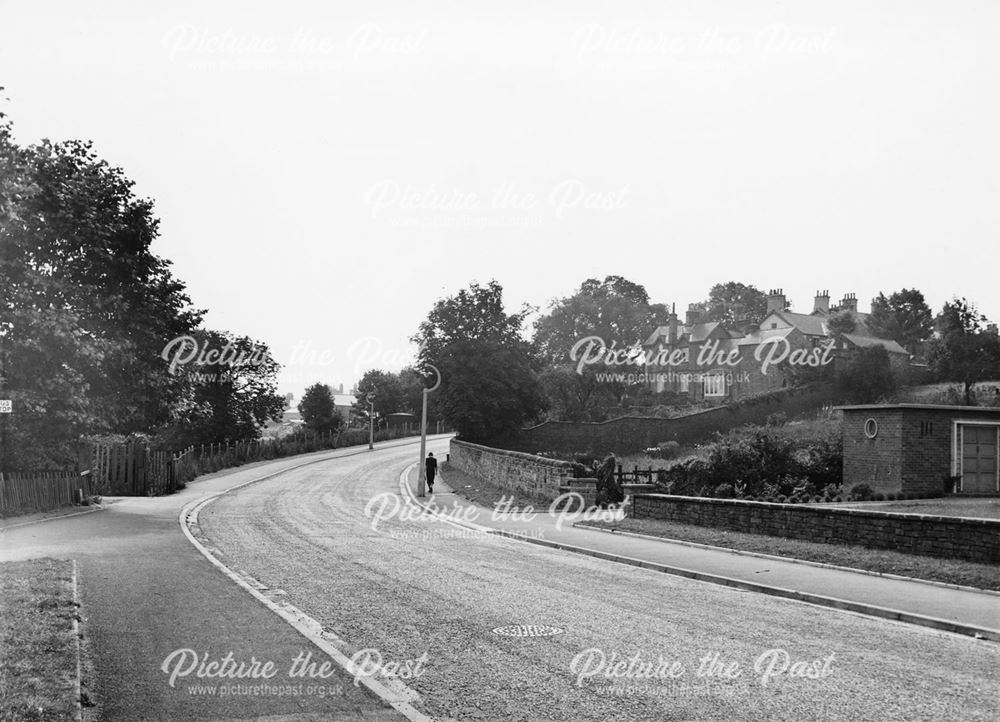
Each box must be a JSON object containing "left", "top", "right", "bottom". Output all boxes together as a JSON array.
[{"left": 198, "top": 438, "right": 1000, "bottom": 722}]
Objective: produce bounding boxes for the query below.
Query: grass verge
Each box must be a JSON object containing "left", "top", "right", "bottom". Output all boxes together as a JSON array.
[
  {"left": 581, "top": 517, "right": 1000, "bottom": 592},
  {"left": 0, "top": 558, "right": 80, "bottom": 722}
]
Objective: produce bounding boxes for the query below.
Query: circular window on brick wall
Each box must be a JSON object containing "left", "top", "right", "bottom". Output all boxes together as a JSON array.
[{"left": 864, "top": 418, "right": 879, "bottom": 438}]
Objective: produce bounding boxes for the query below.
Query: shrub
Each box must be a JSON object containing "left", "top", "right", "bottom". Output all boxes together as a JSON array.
[
  {"left": 848, "top": 483, "right": 874, "bottom": 501},
  {"left": 833, "top": 495, "right": 843, "bottom": 502},
  {"left": 873, "top": 493, "right": 885, "bottom": 501},
  {"left": 714, "top": 483, "right": 735, "bottom": 499}
]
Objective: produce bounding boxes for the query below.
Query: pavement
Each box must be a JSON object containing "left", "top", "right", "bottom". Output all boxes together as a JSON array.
[
  {"left": 414, "top": 466, "right": 1000, "bottom": 641},
  {"left": 0, "top": 436, "right": 448, "bottom": 722}
]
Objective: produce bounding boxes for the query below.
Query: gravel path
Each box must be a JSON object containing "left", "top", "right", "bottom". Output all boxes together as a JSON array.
[{"left": 199, "top": 439, "right": 1000, "bottom": 722}]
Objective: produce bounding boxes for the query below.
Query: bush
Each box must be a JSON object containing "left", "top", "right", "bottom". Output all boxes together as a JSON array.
[
  {"left": 848, "top": 483, "right": 874, "bottom": 501},
  {"left": 645, "top": 441, "right": 680, "bottom": 460},
  {"left": 714, "top": 482, "right": 736, "bottom": 499},
  {"left": 873, "top": 492, "right": 885, "bottom": 501}
]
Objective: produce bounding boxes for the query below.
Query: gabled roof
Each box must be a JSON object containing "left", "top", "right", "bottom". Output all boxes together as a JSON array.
[
  {"left": 644, "top": 321, "right": 733, "bottom": 347},
  {"left": 841, "top": 334, "right": 908, "bottom": 356},
  {"left": 762, "top": 311, "right": 829, "bottom": 337},
  {"left": 737, "top": 327, "right": 799, "bottom": 346}
]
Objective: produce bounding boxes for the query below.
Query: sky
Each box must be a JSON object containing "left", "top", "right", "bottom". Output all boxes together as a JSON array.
[{"left": 2, "top": 0, "right": 997, "bottom": 397}]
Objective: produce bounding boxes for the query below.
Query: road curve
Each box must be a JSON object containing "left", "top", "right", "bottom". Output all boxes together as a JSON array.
[{"left": 198, "top": 438, "right": 1000, "bottom": 722}]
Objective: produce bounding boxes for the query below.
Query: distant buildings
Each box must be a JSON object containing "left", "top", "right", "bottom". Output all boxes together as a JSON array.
[{"left": 643, "top": 290, "right": 911, "bottom": 403}]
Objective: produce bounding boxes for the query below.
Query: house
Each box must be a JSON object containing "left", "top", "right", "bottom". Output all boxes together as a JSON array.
[
  {"left": 643, "top": 289, "right": 912, "bottom": 403},
  {"left": 840, "top": 404, "right": 1000, "bottom": 496}
]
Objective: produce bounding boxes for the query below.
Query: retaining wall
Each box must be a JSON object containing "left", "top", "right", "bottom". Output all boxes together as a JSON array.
[
  {"left": 449, "top": 439, "right": 578, "bottom": 502},
  {"left": 632, "top": 494, "right": 999, "bottom": 564}
]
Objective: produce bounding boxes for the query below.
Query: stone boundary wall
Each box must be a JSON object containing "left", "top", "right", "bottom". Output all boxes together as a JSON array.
[
  {"left": 632, "top": 494, "right": 999, "bottom": 564},
  {"left": 449, "top": 439, "right": 578, "bottom": 502},
  {"left": 510, "top": 384, "right": 838, "bottom": 455}
]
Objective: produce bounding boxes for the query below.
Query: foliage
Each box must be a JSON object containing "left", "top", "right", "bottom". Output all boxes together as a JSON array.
[
  {"left": 928, "top": 298, "right": 1000, "bottom": 405},
  {"left": 298, "top": 383, "right": 343, "bottom": 434},
  {"left": 834, "top": 345, "right": 897, "bottom": 403},
  {"left": 826, "top": 310, "right": 857, "bottom": 336},
  {"left": 413, "top": 281, "right": 545, "bottom": 442},
  {"left": 702, "top": 281, "right": 771, "bottom": 325},
  {"left": 868, "top": 288, "right": 933, "bottom": 355},
  {"left": 156, "top": 330, "right": 285, "bottom": 447},
  {"left": 533, "top": 275, "right": 669, "bottom": 365},
  {"left": 653, "top": 418, "right": 843, "bottom": 501},
  {"left": 1, "top": 104, "right": 205, "bottom": 469},
  {"left": 848, "top": 483, "right": 874, "bottom": 501}
]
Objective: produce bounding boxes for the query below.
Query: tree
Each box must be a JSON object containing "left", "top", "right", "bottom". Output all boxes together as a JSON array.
[
  {"left": 1, "top": 101, "right": 203, "bottom": 467},
  {"left": 702, "top": 282, "right": 771, "bottom": 326},
  {"left": 414, "top": 281, "right": 545, "bottom": 442},
  {"left": 298, "top": 383, "right": 342, "bottom": 434},
  {"left": 352, "top": 369, "right": 404, "bottom": 422},
  {"left": 534, "top": 275, "right": 669, "bottom": 365},
  {"left": 928, "top": 298, "right": 1000, "bottom": 404},
  {"left": 157, "top": 330, "right": 285, "bottom": 447},
  {"left": 835, "top": 346, "right": 897, "bottom": 403},
  {"left": 826, "top": 310, "right": 857, "bottom": 336},
  {"left": 868, "top": 289, "right": 933, "bottom": 355}
]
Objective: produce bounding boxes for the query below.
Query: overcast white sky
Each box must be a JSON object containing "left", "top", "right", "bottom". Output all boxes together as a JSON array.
[{"left": 2, "top": 1, "right": 997, "bottom": 396}]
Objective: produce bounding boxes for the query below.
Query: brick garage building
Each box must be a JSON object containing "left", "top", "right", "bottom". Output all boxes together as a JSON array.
[{"left": 840, "top": 404, "right": 1000, "bottom": 496}]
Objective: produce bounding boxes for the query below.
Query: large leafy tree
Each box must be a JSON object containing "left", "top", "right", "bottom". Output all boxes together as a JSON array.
[
  {"left": 928, "top": 298, "right": 1000, "bottom": 405},
  {"left": 352, "top": 369, "right": 404, "bottom": 421},
  {"left": 0, "top": 109, "right": 110, "bottom": 467},
  {"left": 414, "top": 281, "right": 545, "bottom": 442},
  {"left": 868, "top": 288, "right": 933, "bottom": 355},
  {"left": 298, "top": 383, "right": 342, "bottom": 434},
  {"left": 702, "top": 282, "right": 771, "bottom": 326},
  {"left": 534, "top": 275, "right": 669, "bottom": 364},
  {"left": 158, "top": 330, "right": 285, "bottom": 446}
]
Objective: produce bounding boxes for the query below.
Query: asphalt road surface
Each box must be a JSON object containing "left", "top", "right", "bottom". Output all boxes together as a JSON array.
[{"left": 199, "top": 438, "right": 1000, "bottom": 722}]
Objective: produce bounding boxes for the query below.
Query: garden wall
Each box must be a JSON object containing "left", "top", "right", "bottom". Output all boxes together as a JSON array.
[
  {"left": 449, "top": 439, "right": 577, "bottom": 502},
  {"left": 510, "top": 384, "right": 838, "bottom": 455},
  {"left": 632, "top": 494, "right": 999, "bottom": 563}
]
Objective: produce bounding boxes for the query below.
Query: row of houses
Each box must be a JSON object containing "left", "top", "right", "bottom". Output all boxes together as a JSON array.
[{"left": 642, "top": 290, "right": 912, "bottom": 403}]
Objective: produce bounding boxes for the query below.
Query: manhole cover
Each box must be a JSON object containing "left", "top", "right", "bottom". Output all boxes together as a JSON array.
[{"left": 491, "top": 625, "right": 565, "bottom": 638}]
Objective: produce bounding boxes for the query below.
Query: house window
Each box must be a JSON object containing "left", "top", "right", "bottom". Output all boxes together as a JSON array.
[
  {"left": 771, "top": 322, "right": 778, "bottom": 329},
  {"left": 704, "top": 373, "right": 726, "bottom": 397},
  {"left": 679, "top": 373, "right": 690, "bottom": 393},
  {"left": 920, "top": 420, "right": 933, "bottom": 437}
]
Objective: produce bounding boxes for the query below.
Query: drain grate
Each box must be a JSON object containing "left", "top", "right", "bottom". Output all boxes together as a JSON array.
[{"left": 492, "top": 625, "right": 565, "bottom": 638}]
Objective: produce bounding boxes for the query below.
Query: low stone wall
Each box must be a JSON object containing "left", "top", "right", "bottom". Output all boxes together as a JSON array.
[
  {"left": 632, "top": 494, "right": 999, "bottom": 564},
  {"left": 449, "top": 439, "right": 578, "bottom": 502}
]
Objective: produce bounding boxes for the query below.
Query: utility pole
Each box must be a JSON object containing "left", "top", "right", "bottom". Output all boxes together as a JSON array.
[
  {"left": 367, "top": 392, "right": 376, "bottom": 450},
  {"left": 417, "top": 364, "right": 441, "bottom": 497}
]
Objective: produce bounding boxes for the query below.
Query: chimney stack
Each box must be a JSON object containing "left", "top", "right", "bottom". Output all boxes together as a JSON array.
[
  {"left": 686, "top": 303, "right": 705, "bottom": 327},
  {"left": 840, "top": 292, "right": 858, "bottom": 313},
  {"left": 986, "top": 323, "right": 999, "bottom": 337},
  {"left": 668, "top": 302, "right": 679, "bottom": 344},
  {"left": 766, "top": 288, "right": 786, "bottom": 314},
  {"left": 813, "top": 289, "right": 830, "bottom": 314}
]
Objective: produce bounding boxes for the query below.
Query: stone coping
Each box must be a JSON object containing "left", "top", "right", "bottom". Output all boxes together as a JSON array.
[{"left": 635, "top": 494, "right": 1000, "bottom": 527}]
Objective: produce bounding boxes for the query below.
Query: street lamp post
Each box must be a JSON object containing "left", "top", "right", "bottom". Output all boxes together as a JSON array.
[
  {"left": 417, "top": 364, "right": 441, "bottom": 498},
  {"left": 367, "top": 392, "right": 376, "bottom": 450}
]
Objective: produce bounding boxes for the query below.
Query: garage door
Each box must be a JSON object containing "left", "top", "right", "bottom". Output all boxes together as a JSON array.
[{"left": 961, "top": 425, "right": 999, "bottom": 493}]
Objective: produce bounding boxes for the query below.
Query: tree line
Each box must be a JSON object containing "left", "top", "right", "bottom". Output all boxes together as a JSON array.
[
  {"left": 400, "top": 278, "right": 1000, "bottom": 442},
  {"left": 0, "top": 100, "right": 285, "bottom": 471}
]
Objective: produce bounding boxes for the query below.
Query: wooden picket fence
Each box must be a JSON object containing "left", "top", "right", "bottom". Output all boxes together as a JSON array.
[{"left": 0, "top": 470, "right": 92, "bottom": 515}]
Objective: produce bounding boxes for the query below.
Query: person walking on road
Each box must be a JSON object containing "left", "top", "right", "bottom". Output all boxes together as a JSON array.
[{"left": 425, "top": 452, "right": 438, "bottom": 493}]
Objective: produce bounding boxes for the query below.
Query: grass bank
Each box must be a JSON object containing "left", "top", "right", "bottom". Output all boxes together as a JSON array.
[{"left": 0, "top": 558, "right": 80, "bottom": 722}]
